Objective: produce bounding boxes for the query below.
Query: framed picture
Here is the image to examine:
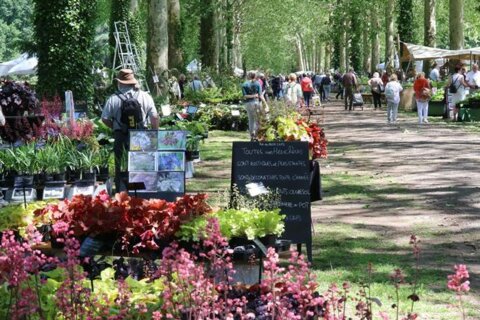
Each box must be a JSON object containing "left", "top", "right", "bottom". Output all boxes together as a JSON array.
[
  {"left": 129, "top": 172, "right": 158, "bottom": 192},
  {"left": 157, "top": 172, "right": 185, "bottom": 193},
  {"left": 157, "top": 151, "right": 185, "bottom": 171},
  {"left": 158, "top": 131, "right": 187, "bottom": 150},
  {"left": 128, "top": 152, "right": 157, "bottom": 171},
  {"left": 130, "top": 130, "right": 158, "bottom": 151}
]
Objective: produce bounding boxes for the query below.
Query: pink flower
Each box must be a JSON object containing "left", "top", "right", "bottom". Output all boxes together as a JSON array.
[{"left": 447, "top": 264, "right": 470, "bottom": 293}]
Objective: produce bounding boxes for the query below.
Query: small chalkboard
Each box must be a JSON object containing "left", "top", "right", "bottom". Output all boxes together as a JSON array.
[{"left": 231, "top": 141, "right": 312, "bottom": 260}]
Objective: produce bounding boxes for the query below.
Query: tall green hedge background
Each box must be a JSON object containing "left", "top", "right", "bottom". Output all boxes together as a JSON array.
[{"left": 34, "top": 0, "right": 97, "bottom": 103}]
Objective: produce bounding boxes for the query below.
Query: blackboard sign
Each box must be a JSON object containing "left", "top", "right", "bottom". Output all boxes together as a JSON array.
[{"left": 231, "top": 141, "right": 312, "bottom": 257}]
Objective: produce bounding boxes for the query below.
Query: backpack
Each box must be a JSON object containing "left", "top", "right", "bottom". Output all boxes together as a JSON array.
[
  {"left": 449, "top": 76, "right": 458, "bottom": 94},
  {"left": 385, "top": 84, "right": 395, "bottom": 100},
  {"left": 116, "top": 92, "right": 143, "bottom": 129}
]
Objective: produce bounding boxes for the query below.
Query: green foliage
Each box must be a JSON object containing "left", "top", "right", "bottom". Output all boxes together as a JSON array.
[
  {"left": 0, "top": 201, "right": 53, "bottom": 232},
  {"left": 33, "top": 0, "right": 97, "bottom": 104},
  {"left": 177, "top": 208, "right": 285, "bottom": 241},
  {"left": 0, "top": 0, "right": 33, "bottom": 61},
  {"left": 197, "top": 104, "right": 249, "bottom": 131}
]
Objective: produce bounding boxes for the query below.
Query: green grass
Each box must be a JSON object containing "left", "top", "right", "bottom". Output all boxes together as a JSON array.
[
  {"left": 186, "top": 130, "right": 479, "bottom": 318},
  {"left": 311, "top": 223, "right": 478, "bottom": 319},
  {"left": 186, "top": 130, "right": 249, "bottom": 206}
]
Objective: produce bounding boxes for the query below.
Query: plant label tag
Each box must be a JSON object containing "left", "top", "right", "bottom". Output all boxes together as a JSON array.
[
  {"left": 43, "top": 187, "right": 65, "bottom": 199},
  {"left": 11, "top": 188, "right": 36, "bottom": 202},
  {"left": 161, "top": 105, "right": 171, "bottom": 116},
  {"left": 72, "top": 185, "right": 95, "bottom": 197},
  {"left": 231, "top": 110, "right": 241, "bottom": 117},
  {"left": 153, "top": 75, "right": 159, "bottom": 83},
  {"left": 245, "top": 182, "right": 269, "bottom": 197}
]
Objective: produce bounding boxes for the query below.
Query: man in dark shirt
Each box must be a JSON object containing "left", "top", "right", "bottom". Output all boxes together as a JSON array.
[
  {"left": 242, "top": 72, "right": 262, "bottom": 140},
  {"left": 342, "top": 68, "right": 357, "bottom": 111}
]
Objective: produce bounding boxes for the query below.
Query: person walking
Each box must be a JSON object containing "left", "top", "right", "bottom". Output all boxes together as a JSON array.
[
  {"left": 413, "top": 72, "right": 431, "bottom": 124},
  {"left": 368, "top": 72, "right": 384, "bottom": 110},
  {"left": 285, "top": 73, "right": 303, "bottom": 108},
  {"left": 301, "top": 74, "right": 314, "bottom": 108},
  {"left": 321, "top": 73, "right": 332, "bottom": 102},
  {"left": 242, "top": 72, "right": 262, "bottom": 140},
  {"left": 189, "top": 75, "right": 204, "bottom": 92},
  {"left": 342, "top": 68, "right": 357, "bottom": 111},
  {"left": 384, "top": 74, "right": 403, "bottom": 123},
  {"left": 448, "top": 65, "right": 472, "bottom": 121},
  {"left": 334, "top": 71, "right": 344, "bottom": 100},
  {"left": 102, "top": 69, "right": 159, "bottom": 192}
]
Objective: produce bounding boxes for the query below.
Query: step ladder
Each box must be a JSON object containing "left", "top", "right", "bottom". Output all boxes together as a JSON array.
[{"left": 112, "top": 21, "right": 149, "bottom": 91}]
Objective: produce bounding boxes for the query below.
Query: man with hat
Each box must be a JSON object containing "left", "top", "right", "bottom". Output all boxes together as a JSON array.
[{"left": 102, "top": 69, "right": 158, "bottom": 192}]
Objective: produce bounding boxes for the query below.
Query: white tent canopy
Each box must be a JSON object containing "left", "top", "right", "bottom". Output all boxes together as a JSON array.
[
  {"left": 0, "top": 53, "right": 29, "bottom": 76},
  {"left": 186, "top": 59, "right": 200, "bottom": 73},
  {"left": 7, "top": 56, "right": 38, "bottom": 75},
  {"left": 400, "top": 42, "right": 480, "bottom": 62}
]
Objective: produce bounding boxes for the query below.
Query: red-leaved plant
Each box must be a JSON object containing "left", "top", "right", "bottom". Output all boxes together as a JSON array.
[{"left": 34, "top": 191, "right": 212, "bottom": 253}]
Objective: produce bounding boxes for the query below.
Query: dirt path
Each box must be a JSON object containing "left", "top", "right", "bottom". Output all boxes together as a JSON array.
[{"left": 310, "top": 99, "right": 480, "bottom": 291}]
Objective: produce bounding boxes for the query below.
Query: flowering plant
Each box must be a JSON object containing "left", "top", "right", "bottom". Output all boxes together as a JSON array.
[
  {"left": 261, "top": 113, "right": 328, "bottom": 159},
  {"left": 0, "top": 81, "right": 41, "bottom": 143},
  {"left": 34, "top": 191, "right": 212, "bottom": 253}
]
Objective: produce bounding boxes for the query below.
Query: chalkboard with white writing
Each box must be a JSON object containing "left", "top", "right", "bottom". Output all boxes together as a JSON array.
[{"left": 231, "top": 141, "right": 312, "bottom": 258}]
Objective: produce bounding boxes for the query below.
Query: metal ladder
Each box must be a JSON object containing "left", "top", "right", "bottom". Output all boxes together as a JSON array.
[{"left": 112, "top": 21, "right": 149, "bottom": 91}]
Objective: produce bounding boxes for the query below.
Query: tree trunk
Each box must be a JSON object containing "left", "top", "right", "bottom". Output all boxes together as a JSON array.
[
  {"left": 168, "top": 0, "right": 183, "bottom": 71},
  {"left": 339, "top": 27, "right": 346, "bottom": 72},
  {"left": 371, "top": 4, "right": 380, "bottom": 74},
  {"left": 318, "top": 42, "right": 323, "bottom": 72},
  {"left": 232, "top": 0, "right": 242, "bottom": 69},
  {"left": 200, "top": 0, "right": 218, "bottom": 71},
  {"left": 363, "top": 21, "right": 371, "bottom": 74},
  {"left": 147, "top": 0, "right": 168, "bottom": 96},
  {"left": 423, "top": 0, "right": 436, "bottom": 73},
  {"left": 385, "top": 0, "right": 395, "bottom": 72},
  {"left": 296, "top": 35, "right": 304, "bottom": 71},
  {"left": 130, "top": 0, "right": 138, "bottom": 11},
  {"left": 449, "top": 0, "right": 463, "bottom": 50},
  {"left": 325, "top": 44, "right": 331, "bottom": 72}
]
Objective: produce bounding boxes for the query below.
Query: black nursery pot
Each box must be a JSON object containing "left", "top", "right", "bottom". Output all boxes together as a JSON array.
[
  {"left": 81, "top": 171, "right": 96, "bottom": 183},
  {"left": 186, "top": 150, "right": 200, "bottom": 161},
  {"left": 67, "top": 168, "right": 82, "bottom": 183}
]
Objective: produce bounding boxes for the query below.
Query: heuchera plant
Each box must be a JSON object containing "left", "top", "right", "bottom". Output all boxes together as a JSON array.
[{"left": 34, "top": 191, "right": 212, "bottom": 253}]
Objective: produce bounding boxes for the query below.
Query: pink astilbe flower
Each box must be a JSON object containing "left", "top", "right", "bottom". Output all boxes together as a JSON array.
[
  {"left": 447, "top": 264, "right": 470, "bottom": 293},
  {"left": 0, "top": 230, "right": 56, "bottom": 319},
  {"left": 55, "top": 237, "right": 95, "bottom": 319}
]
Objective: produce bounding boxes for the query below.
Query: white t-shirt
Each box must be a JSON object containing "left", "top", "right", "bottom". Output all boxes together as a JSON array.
[
  {"left": 466, "top": 70, "right": 480, "bottom": 88},
  {"left": 384, "top": 81, "right": 403, "bottom": 104},
  {"left": 429, "top": 68, "right": 440, "bottom": 81}
]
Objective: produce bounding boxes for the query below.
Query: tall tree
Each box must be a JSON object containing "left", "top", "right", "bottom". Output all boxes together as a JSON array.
[
  {"left": 370, "top": 1, "right": 381, "bottom": 74},
  {"left": 423, "top": 0, "right": 436, "bottom": 73},
  {"left": 385, "top": 0, "right": 396, "bottom": 71},
  {"left": 449, "top": 0, "right": 464, "bottom": 50},
  {"left": 168, "top": 0, "right": 183, "bottom": 70},
  {"left": 363, "top": 21, "right": 371, "bottom": 74},
  {"left": 34, "top": 0, "right": 97, "bottom": 102},
  {"left": 397, "top": 0, "right": 415, "bottom": 69},
  {"left": 349, "top": 2, "right": 362, "bottom": 73},
  {"left": 146, "top": 0, "right": 168, "bottom": 96},
  {"left": 200, "top": 0, "right": 218, "bottom": 71},
  {"left": 0, "top": 0, "right": 33, "bottom": 61}
]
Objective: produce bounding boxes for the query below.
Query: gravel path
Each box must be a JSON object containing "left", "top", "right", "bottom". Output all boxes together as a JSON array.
[{"left": 310, "top": 99, "right": 480, "bottom": 293}]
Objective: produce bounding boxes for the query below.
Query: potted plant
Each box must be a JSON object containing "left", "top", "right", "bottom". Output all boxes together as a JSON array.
[
  {"left": 94, "top": 147, "right": 111, "bottom": 181},
  {"left": 78, "top": 148, "right": 98, "bottom": 182},
  {"left": 185, "top": 135, "right": 202, "bottom": 161}
]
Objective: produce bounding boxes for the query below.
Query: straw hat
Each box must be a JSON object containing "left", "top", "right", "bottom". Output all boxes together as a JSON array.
[{"left": 116, "top": 69, "right": 138, "bottom": 85}]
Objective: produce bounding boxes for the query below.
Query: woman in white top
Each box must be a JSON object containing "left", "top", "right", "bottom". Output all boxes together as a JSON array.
[
  {"left": 448, "top": 65, "right": 472, "bottom": 121},
  {"left": 285, "top": 73, "right": 303, "bottom": 108},
  {"left": 384, "top": 74, "right": 403, "bottom": 123}
]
